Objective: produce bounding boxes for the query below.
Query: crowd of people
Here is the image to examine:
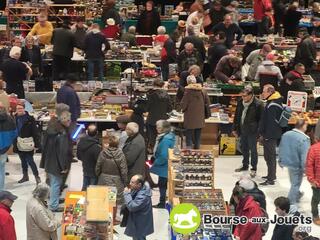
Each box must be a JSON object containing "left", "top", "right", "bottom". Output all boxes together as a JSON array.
[{"left": 1, "top": 0, "right": 320, "bottom": 239}]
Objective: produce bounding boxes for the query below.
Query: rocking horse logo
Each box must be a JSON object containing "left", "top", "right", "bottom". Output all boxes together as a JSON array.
[{"left": 169, "top": 203, "right": 201, "bottom": 234}]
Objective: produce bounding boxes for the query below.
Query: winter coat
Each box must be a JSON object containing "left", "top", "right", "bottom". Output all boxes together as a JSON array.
[
  {"left": 52, "top": 27, "right": 75, "bottom": 58},
  {"left": 255, "top": 60, "right": 283, "bottom": 83},
  {"left": 305, "top": 142, "right": 320, "bottom": 187},
  {"left": 234, "top": 195, "right": 263, "bottom": 240},
  {"left": 136, "top": 10, "right": 161, "bottom": 35},
  {"left": 0, "top": 57, "right": 29, "bottom": 99},
  {"left": 77, "top": 135, "right": 102, "bottom": 177},
  {"left": 259, "top": 91, "right": 283, "bottom": 140},
  {"left": 230, "top": 181, "right": 267, "bottom": 210},
  {"left": 13, "top": 113, "right": 40, "bottom": 154},
  {"left": 208, "top": 42, "right": 228, "bottom": 74},
  {"left": 254, "top": 0, "right": 272, "bottom": 21},
  {"left": 179, "top": 35, "right": 206, "bottom": 61},
  {"left": 280, "top": 70, "right": 306, "bottom": 103},
  {"left": 0, "top": 111, "right": 17, "bottom": 154},
  {"left": 123, "top": 133, "right": 146, "bottom": 180},
  {"left": 96, "top": 147, "right": 128, "bottom": 204},
  {"left": 214, "top": 55, "right": 242, "bottom": 83},
  {"left": 0, "top": 203, "right": 16, "bottom": 240},
  {"left": 233, "top": 97, "right": 264, "bottom": 136},
  {"left": 271, "top": 210, "right": 300, "bottom": 240},
  {"left": 40, "top": 118, "right": 72, "bottom": 177},
  {"left": 279, "top": 129, "right": 310, "bottom": 170},
  {"left": 177, "top": 49, "right": 203, "bottom": 73},
  {"left": 72, "top": 26, "right": 87, "bottom": 50},
  {"left": 177, "top": 71, "right": 203, "bottom": 101},
  {"left": 181, "top": 84, "right": 210, "bottom": 129},
  {"left": 124, "top": 182, "right": 154, "bottom": 238},
  {"left": 295, "top": 37, "right": 317, "bottom": 72},
  {"left": 26, "top": 197, "right": 59, "bottom": 240},
  {"left": 246, "top": 49, "right": 265, "bottom": 81},
  {"left": 57, "top": 83, "right": 81, "bottom": 122},
  {"left": 150, "top": 132, "right": 176, "bottom": 178},
  {"left": 146, "top": 89, "right": 172, "bottom": 126},
  {"left": 84, "top": 30, "right": 110, "bottom": 59}
]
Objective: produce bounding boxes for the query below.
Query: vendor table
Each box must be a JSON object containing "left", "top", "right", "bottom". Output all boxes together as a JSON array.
[{"left": 25, "top": 92, "right": 92, "bottom": 104}]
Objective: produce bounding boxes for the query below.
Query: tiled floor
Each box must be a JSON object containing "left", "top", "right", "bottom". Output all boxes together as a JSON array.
[{"left": 4, "top": 154, "right": 320, "bottom": 239}]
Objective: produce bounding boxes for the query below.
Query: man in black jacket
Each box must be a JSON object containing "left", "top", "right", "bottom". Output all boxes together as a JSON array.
[
  {"left": 179, "top": 26, "right": 206, "bottom": 61},
  {"left": 77, "top": 124, "right": 102, "bottom": 191},
  {"left": 208, "top": 31, "right": 228, "bottom": 75},
  {"left": 280, "top": 63, "right": 306, "bottom": 103},
  {"left": 83, "top": 23, "right": 110, "bottom": 81},
  {"left": 40, "top": 104, "right": 73, "bottom": 212},
  {"left": 294, "top": 29, "right": 317, "bottom": 74},
  {"left": 212, "top": 14, "right": 243, "bottom": 48},
  {"left": 233, "top": 86, "right": 264, "bottom": 178},
  {"left": 259, "top": 84, "right": 283, "bottom": 186},
  {"left": 272, "top": 197, "right": 300, "bottom": 240},
  {"left": 51, "top": 19, "right": 75, "bottom": 81}
]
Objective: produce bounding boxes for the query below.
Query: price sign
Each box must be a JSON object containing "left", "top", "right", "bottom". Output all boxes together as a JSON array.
[
  {"left": 287, "top": 91, "right": 308, "bottom": 112},
  {"left": 313, "top": 87, "right": 320, "bottom": 99}
]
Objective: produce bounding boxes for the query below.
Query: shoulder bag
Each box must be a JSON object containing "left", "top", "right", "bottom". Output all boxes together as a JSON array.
[{"left": 17, "top": 137, "right": 35, "bottom": 152}]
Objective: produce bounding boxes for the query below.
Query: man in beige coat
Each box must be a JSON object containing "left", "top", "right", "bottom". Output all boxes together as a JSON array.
[{"left": 26, "top": 183, "right": 60, "bottom": 240}]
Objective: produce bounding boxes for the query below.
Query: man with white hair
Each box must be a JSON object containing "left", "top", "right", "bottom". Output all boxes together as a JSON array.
[
  {"left": 154, "top": 26, "right": 168, "bottom": 47},
  {"left": 121, "top": 26, "right": 137, "bottom": 47},
  {"left": 0, "top": 46, "right": 32, "bottom": 98},
  {"left": 123, "top": 122, "right": 146, "bottom": 181},
  {"left": 177, "top": 42, "right": 203, "bottom": 73}
]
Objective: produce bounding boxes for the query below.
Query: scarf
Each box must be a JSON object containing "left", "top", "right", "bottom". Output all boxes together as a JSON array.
[
  {"left": 153, "top": 132, "right": 167, "bottom": 157},
  {"left": 241, "top": 97, "right": 254, "bottom": 125}
]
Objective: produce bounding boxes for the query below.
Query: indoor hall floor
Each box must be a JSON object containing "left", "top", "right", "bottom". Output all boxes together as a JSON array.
[{"left": 4, "top": 154, "right": 320, "bottom": 240}]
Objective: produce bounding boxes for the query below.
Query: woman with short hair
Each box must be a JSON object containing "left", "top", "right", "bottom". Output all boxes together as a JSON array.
[
  {"left": 150, "top": 120, "right": 175, "bottom": 208},
  {"left": 26, "top": 183, "right": 60, "bottom": 240}
]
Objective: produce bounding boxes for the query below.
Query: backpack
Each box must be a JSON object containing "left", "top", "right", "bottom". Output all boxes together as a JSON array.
[{"left": 267, "top": 102, "right": 292, "bottom": 128}]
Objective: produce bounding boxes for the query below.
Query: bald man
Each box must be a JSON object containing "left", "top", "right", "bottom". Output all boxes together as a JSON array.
[
  {"left": 76, "top": 124, "right": 102, "bottom": 190},
  {"left": 212, "top": 14, "right": 243, "bottom": 48}
]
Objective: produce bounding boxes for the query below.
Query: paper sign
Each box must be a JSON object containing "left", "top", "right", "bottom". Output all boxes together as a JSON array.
[
  {"left": 313, "top": 87, "right": 320, "bottom": 99},
  {"left": 287, "top": 91, "right": 308, "bottom": 112}
]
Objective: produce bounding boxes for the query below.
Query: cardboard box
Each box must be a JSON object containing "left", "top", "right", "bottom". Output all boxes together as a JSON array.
[
  {"left": 220, "top": 136, "right": 236, "bottom": 155},
  {"left": 86, "top": 186, "right": 110, "bottom": 222}
]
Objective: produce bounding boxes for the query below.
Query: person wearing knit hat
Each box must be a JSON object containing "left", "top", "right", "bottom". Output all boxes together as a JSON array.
[{"left": 40, "top": 103, "right": 73, "bottom": 212}]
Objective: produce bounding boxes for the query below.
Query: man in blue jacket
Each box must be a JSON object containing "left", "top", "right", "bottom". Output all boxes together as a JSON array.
[
  {"left": 124, "top": 174, "right": 154, "bottom": 240},
  {"left": 259, "top": 84, "right": 283, "bottom": 186},
  {"left": 57, "top": 74, "right": 80, "bottom": 127},
  {"left": 279, "top": 119, "right": 310, "bottom": 206},
  {"left": 0, "top": 102, "right": 17, "bottom": 190}
]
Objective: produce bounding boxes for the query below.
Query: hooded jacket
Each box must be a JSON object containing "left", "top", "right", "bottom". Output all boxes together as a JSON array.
[
  {"left": 96, "top": 147, "right": 128, "bottom": 204},
  {"left": 77, "top": 135, "right": 102, "bottom": 177},
  {"left": 279, "top": 129, "right": 310, "bottom": 170},
  {"left": 0, "top": 203, "right": 16, "bottom": 240},
  {"left": 40, "top": 118, "right": 72, "bottom": 176},
  {"left": 150, "top": 132, "right": 176, "bottom": 178},
  {"left": 234, "top": 195, "right": 263, "bottom": 240},
  {"left": 255, "top": 60, "right": 283, "bottom": 82},
  {"left": 181, "top": 84, "right": 210, "bottom": 129},
  {"left": 259, "top": 91, "right": 283, "bottom": 139},
  {"left": 0, "top": 111, "right": 17, "bottom": 154},
  {"left": 146, "top": 89, "right": 172, "bottom": 126},
  {"left": 124, "top": 182, "right": 154, "bottom": 238}
]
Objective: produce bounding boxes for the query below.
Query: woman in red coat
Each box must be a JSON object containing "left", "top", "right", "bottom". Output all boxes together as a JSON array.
[{"left": 232, "top": 185, "right": 263, "bottom": 240}]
